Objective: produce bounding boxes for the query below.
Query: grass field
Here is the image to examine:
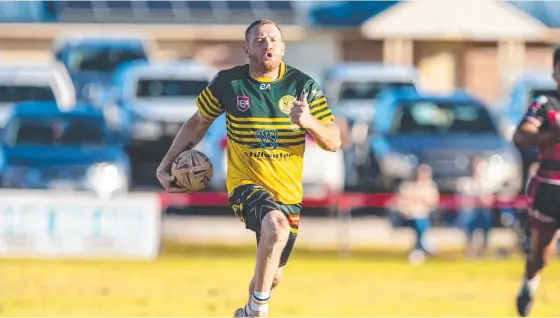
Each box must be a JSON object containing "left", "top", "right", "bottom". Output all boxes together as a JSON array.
[{"left": 2, "top": 244, "right": 560, "bottom": 317}]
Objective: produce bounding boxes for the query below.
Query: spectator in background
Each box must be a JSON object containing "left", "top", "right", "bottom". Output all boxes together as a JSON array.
[
  {"left": 389, "top": 163, "right": 440, "bottom": 264},
  {"left": 456, "top": 158, "right": 494, "bottom": 258}
]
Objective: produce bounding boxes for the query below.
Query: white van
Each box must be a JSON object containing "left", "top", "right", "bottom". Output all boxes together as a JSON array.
[{"left": 0, "top": 60, "right": 76, "bottom": 127}]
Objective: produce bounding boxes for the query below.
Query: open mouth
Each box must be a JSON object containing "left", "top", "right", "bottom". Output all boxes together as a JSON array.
[{"left": 264, "top": 52, "right": 274, "bottom": 59}]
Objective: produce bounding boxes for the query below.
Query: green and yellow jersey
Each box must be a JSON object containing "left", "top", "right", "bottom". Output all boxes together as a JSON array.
[{"left": 195, "top": 62, "right": 334, "bottom": 204}]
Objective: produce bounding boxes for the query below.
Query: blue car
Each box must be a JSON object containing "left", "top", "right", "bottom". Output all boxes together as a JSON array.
[
  {"left": 368, "top": 88, "right": 523, "bottom": 195},
  {"left": 0, "top": 101, "right": 131, "bottom": 198},
  {"left": 321, "top": 62, "right": 419, "bottom": 190},
  {"left": 53, "top": 35, "right": 152, "bottom": 102}
]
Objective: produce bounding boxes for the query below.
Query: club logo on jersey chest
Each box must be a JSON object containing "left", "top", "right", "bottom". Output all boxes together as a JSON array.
[
  {"left": 256, "top": 128, "right": 279, "bottom": 150},
  {"left": 237, "top": 95, "right": 250, "bottom": 112},
  {"left": 278, "top": 95, "right": 296, "bottom": 115}
]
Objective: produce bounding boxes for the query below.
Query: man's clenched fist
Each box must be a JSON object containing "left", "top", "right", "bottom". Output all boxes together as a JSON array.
[{"left": 290, "top": 92, "right": 315, "bottom": 129}]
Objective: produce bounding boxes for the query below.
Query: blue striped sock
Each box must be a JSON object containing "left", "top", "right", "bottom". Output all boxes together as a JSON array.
[{"left": 249, "top": 290, "right": 270, "bottom": 313}]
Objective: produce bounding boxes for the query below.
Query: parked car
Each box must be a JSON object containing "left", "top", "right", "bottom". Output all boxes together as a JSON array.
[
  {"left": 322, "top": 62, "right": 419, "bottom": 190},
  {"left": 0, "top": 60, "right": 75, "bottom": 129},
  {"left": 368, "top": 88, "right": 523, "bottom": 195},
  {"left": 52, "top": 33, "right": 155, "bottom": 102},
  {"left": 100, "top": 60, "right": 216, "bottom": 159},
  {"left": 202, "top": 114, "right": 345, "bottom": 198},
  {"left": 499, "top": 71, "right": 556, "bottom": 185},
  {"left": 0, "top": 101, "right": 131, "bottom": 198},
  {"left": 323, "top": 62, "right": 419, "bottom": 125}
]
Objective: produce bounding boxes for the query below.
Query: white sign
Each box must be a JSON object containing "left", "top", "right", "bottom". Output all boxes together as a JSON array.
[{"left": 0, "top": 190, "right": 161, "bottom": 260}]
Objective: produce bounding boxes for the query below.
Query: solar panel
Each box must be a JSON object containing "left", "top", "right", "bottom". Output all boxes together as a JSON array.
[
  {"left": 227, "top": 1, "right": 252, "bottom": 10},
  {"left": 57, "top": 0, "right": 298, "bottom": 24},
  {"left": 63, "top": 1, "right": 93, "bottom": 9},
  {"left": 266, "top": 1, "right": 293, "bottom": 11},
  {"left": 107, "top": 1, "right": 132, "bottom": 9},
  {"left": 250, "top": 1, "right": 269, "bottom": 10},
  {"left": 146, "top": 1, "right": 173, "bottom": 10},
  {"left": 186, "top": 1, "right": 212, "bottom": 10}
]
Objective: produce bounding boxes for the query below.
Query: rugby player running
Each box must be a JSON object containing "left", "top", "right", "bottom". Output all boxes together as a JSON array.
[
  {"left": 156, "top": 19, "right": 341, "bottom": 317},
  {"left": 513, "top": 46, "right": 560, "bottom": 317}
]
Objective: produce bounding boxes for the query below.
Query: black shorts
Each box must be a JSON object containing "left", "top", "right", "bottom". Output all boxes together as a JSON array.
[
  {"left": 527, "top": 179, "right": 560, "bottom": 231},
  {"left": 229, "top": 184, "right": 301, "bottom": 267}
]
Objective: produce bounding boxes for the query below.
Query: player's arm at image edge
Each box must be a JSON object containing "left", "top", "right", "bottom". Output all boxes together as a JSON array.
[{"left": 513, "top": 100, "right": 558, "bottom": 148}]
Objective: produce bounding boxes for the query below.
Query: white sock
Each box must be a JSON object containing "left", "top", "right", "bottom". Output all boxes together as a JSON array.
[
  {"left": 249, "top": 290, "right": 270, "bottom": 313},
  {"left": 523, "top": 275, "right": 541, "bottom": 294}
]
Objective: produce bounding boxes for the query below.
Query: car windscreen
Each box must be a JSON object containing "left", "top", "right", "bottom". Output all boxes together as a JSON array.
[
  {"left": 65, "top": 46, "right": 148, "bottom": 72},
  {"left": 390, "top": 101, "right": 497, "bottom": 135},
  {"left": 10, "top": 117, "right": 107, "bottom": 146},
  {"left": 0, "top": 85, "right": 56, "bottom": 103},
  {"left": 135, "top": 78, "right": 208, "bottom": 98},
  {"left": 339, "top": 81, "right": 415, "bottom": 100}
]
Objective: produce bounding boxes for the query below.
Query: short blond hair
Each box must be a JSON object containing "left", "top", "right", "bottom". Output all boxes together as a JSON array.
[{"left": 245, "top": 19, "right": 283, "bottom": 42}]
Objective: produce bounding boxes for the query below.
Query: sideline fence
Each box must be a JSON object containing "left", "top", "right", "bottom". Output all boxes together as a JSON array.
[{"left": 159, "top": 192, "right": 529, "bottom": 257}]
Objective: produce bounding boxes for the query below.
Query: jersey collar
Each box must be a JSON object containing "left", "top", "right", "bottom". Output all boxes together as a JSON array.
[{"left": 250, "top": 62, "right": 286, "bottom": 83}]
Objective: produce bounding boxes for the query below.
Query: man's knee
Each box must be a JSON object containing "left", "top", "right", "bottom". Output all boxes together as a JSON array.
[{"left": 261, "top": 210, "right": 290, "bottom": 246}]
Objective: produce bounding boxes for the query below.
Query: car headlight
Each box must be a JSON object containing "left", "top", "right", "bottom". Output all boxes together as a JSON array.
[
  {"left": 484, "top": 151, "right": 519, "bottom": 169},
  {"left": 87, "top": 163, "right": 128, "bottom": 198},
  {"left": 380, "top": 152, "right": 418, "bottom": 178},
  {"left": 479, "top": 150, "right": 521, "bottom": 184},
  {"left": 132, "top": 120, "right": 162, "bottom": 140}
]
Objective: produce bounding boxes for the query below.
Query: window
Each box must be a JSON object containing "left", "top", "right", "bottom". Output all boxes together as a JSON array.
[
  {"left": 391, "top": 102, "right": 496, "bottom": 135},
  {"left": 135, "top": 78, "right": 209, "bottom": 98},
  {"left": 0, "top": 85, "right": 56, "bottom": 103},
  {"left": 65, "top": 45, "right": 148, "bottom": 72},
  {"left": 339, "top": 81, "right": 414, "bottom": 101},
  {"left": 12, "top": 117, "right": 107, "bottom": 146}
]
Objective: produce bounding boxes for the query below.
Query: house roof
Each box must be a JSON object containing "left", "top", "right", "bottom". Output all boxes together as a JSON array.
[
  {"left": 507, "top": 1, "right": 560, "bottom": 28},
  {"left": 308, "top": 1, "right": 399, "bottom": 27},
  {"left": 361, "top": 0, "right": 547, "bottom": 40}
]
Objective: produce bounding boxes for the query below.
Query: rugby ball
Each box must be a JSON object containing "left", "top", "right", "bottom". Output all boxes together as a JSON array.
[{"left": 171, "top": 149, "right": 213, "bottom": 191}]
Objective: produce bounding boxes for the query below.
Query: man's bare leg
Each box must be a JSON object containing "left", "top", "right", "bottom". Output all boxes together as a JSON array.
[
  {"left": 516, "top": 228, "right": 559, "bottom": 316},
  {"left": 242, "top": 210, "right": 289, "bottom": 317},
  {"left": 247, "top": 267, "right": 284, "bottom": 304}
]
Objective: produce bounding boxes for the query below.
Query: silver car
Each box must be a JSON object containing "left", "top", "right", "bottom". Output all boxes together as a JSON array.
[{"left": 100, "top": 60, "right": 216, "bottom": 158}]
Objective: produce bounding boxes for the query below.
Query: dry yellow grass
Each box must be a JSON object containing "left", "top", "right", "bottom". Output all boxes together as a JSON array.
[{"left": 1, "top": 244, "right": 560, "bottom": 317}]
